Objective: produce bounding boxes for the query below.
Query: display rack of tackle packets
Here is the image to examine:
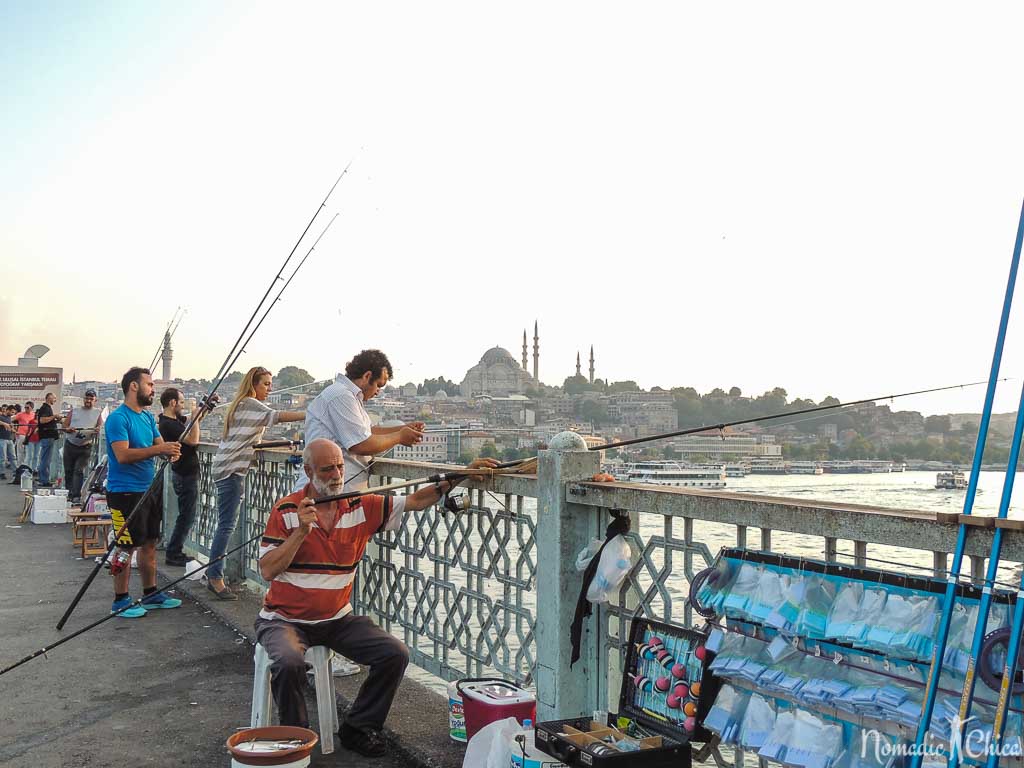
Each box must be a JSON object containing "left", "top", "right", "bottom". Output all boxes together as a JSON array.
[
  {"left": 694, "top": 548, "right": 1024, "bottom": 768},
  {"left": 535, "top": 618, "right": 719, "bottom": 766}
]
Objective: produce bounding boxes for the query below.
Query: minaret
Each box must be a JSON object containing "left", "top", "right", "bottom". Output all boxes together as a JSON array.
[
  {"left": 532, "top": 320, "right": 539, "bottom": 383},
  {"left": 522, "top": 330, "right": 529, "bottom": 371},
  {"left": 161, "top": 330, "right": 173, "bottom": 381},
  {"left": 589, "top": 345, "right": 595, "bottom": 384},
  {"left": 576, "top": 351, "right": 582, "bottom": 377}
]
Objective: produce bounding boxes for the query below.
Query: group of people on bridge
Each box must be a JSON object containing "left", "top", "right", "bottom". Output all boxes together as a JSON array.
[{"left": 103, "top": 349, "right": 495, "bottom": 758}]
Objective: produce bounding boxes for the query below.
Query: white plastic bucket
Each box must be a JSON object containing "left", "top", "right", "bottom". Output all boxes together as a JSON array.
[
  {"left": 448, "top": 680, "right": 467, "bottom": 742},
  {"left": 231, "top": 757, "right": 309, "bottom": 768}
]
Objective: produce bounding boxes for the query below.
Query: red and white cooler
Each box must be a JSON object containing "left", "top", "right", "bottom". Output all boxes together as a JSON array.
[{"left": 457, "top": 679, "right": 537, "bottom": 740}]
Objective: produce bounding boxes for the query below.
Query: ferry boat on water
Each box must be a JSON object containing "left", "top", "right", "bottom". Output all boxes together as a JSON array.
[
  {"left": 856, "top": 460, "right": 894, "bottom": 473},
  {"left": 822, "top": 460, "right": 893, "bottom": 473},
  {"left": 936, "top": 470, "right": 968, "bottom": 490},
  {"left": 747, "top": 459, "right": 787, "bottom": 475},
  {"left": 787, "top": 461, "right": 824, "bottom": 475},
  {"left": 618, "top": 462, "right": 727, "bottom": 489},
  {"left": 724, "top": 463, "right": 748, "bottom": 478}
]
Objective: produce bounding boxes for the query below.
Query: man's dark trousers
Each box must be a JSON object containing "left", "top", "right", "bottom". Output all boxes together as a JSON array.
[
  {"left": 167, "top": 471, "right": 199, "bottom": 559},
  {"left": 254, "top": 613, "right": 409, "bottom": 731},
  {"left": 63, "top": 442, "right": 92, "bottom": 501}
]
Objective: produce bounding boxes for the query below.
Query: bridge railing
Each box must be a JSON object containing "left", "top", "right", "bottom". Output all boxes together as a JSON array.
[{"left": 171, "top": 445, "right": 1024, "bottom": 740}]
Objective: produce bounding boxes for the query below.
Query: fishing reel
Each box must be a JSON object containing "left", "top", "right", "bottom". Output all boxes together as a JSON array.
[
  {"left": 199, "top": 394, "right": 221, "bottom": 412},
  {"left": 442, "top": 490, "right": 472, "bottom": 514}
]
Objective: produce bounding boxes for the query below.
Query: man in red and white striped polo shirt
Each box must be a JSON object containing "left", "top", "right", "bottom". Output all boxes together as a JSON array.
[{"left": 256, "top": 437, "right": 496, "bottom": 758}]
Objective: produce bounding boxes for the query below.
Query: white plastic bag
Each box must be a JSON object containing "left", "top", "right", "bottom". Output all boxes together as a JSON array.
[
  {"left": 575, "top": 538, "right": 604, "bottom": 572},
  {"left": 586, "top": 535, "right": 632, "bottom": 604},
  {"left": 463, "top": 717, "right": 520, "bottom": 768}
]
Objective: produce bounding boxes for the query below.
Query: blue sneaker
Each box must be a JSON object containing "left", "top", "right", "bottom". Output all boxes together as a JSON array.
[
  {"left": 111, "top": 597, "right": 147, "bottom": 618},
  {"left": 141, "top": 592, "right": 182, "bottom": 610}
]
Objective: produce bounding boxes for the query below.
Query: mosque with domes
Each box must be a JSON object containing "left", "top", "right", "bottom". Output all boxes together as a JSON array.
[{"left": 460, "top": 321, "right": 542, "bottom": 396}]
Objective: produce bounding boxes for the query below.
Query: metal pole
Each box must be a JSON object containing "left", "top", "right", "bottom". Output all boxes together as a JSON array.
[{"left": 909, "top": 198, "right": 1024, "bottom": 768}]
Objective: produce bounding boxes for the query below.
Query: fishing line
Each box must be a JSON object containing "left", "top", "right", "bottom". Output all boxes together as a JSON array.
[
  {"left": 3, "top": 529, "right": 265, "bottom": 677},
  {"left": 148, "top": 307, "right": 185, "bottom": 372},
  {"left": 824, "top": 550, "right": 1022, "bottom": 592},
  {"left": 55, "top": 164, "right": 353, "bottom": 630},
  {"left": 4, "top": 464, "right": 491, "bottom": 675},
  {"left": 589, "top": 378, "right": 1009, "bottom": 453}
]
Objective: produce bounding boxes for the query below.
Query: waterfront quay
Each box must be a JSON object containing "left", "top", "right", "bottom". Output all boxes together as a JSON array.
[{"left": 6, "top": 439, "right": 1024, "bottom": 767}]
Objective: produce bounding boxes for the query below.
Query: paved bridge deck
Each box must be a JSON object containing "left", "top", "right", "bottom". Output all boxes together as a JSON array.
[{"left": 0, "top": 480, "right": 461, "bottom": 768}]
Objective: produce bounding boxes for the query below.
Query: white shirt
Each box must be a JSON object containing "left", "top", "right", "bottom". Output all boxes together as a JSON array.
[{"left": 294, "top": 375, "right": 373, "bottom": 492}]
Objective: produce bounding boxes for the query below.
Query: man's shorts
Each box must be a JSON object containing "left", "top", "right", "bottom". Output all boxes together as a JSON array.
[{"left": 107, "top": 490, "right": 162, "bottom": 548}]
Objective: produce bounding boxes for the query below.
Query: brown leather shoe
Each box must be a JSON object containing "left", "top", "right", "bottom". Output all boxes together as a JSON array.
[{"left": 206, "top": 581, "right": 238, "bottom": 601}]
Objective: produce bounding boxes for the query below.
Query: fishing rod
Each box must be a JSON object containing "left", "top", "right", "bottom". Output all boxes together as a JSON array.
[
  {"left": 148, "top": 307, "right": 183, "bottom": 373},
  {"left": 253, "top": 440, "right": 302, "bottom": 450},
  {"left": 270, "top": 378, "right": 333, "bottom": 395},
  {"left": 300, "top": 457, "right": 534, "bottom": 507},
  {"left": 206, "top": 161, "right": 352, "bottom": 392},
  {"left": 4, "top": 458, "right": 504, "bottom": 677},
  {"left": 56, "top": 211, "right": 340, "bottom": 631},
  {"left": 588, "top": 378, "right": 1007, "bottom": 453},
  {"left": 55, "top": 166, "right": 351, "bottom": 631},
  {"left": 4, "top": 529, "right": 266, "bottom": 677},
  {"left": 908, "top": 199, "right": 1024, "bottom": 768}
]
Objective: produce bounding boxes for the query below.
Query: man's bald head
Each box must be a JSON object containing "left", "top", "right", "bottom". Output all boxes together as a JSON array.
[
  {"left": 303, "top": 438, "right": 342, "bottom": 469},
  {"left": 303, "top": 438, "right": 346, "bottom": 494}
]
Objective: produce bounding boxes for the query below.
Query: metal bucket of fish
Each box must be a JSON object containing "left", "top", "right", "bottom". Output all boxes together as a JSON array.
[{"left": 226, "top": 726, "right": 318, "bottom": 767}]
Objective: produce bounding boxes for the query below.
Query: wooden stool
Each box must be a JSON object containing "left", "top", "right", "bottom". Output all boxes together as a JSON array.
[
  {"left": 78, "top": 520, "right": 112, "bottom": 557},
  {"left": 70, "top": 511, "right": 104, "bottom": 547},
  {"left": 18, "top": 494, "right": 32, "bottom": 524}
]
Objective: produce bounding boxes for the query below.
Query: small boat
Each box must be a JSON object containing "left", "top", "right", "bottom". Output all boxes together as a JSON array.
[{"left": 936, "top": 470, "right": 967, "bottom": 490}]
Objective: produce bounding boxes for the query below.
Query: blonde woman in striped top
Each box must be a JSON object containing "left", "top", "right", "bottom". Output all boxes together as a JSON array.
[{"left": 207, "top": 367, "right": 304, "bottom": 599}]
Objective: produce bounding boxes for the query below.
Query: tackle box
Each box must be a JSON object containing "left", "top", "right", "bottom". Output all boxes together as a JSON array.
[{"left": 535, "top": 618, "right": 719, "bottom": 767}]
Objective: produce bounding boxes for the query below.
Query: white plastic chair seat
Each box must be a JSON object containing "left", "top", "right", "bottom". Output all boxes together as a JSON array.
[{"left": 251, "top": 643, "right": 338, "bottom": 754}]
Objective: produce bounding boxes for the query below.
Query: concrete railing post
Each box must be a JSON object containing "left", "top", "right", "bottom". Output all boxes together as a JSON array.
[{"left": 535, "top": 432, "right": 602, "bottom": 721}]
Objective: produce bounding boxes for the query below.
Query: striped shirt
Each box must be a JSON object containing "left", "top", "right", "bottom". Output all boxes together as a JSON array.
[
  {"left": 258, "top": 484, "right": 407, "bottom": 623},
  {"left": 212, "top": 397, "right": 279, "bottom": 481}
]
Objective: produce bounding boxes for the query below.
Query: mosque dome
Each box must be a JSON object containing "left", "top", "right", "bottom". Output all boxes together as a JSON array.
[
  {"left": 461, "top": 345, "right": 532, "bottom": 397},
  {"left": 480, "top": 347, "right": 516, "bottom": 366}
]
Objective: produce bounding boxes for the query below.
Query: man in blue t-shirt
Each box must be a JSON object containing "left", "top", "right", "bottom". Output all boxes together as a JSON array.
[{"left": 105, "top": 367, "right": 182, "bottom": 618}]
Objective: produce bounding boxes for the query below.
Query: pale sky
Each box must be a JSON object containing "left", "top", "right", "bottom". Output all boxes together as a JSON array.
[{"left": 3, "top": 1, "right": 1024, "bottom": 416}]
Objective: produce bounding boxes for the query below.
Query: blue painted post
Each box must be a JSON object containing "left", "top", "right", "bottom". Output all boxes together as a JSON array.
[
  {"left": 911, "top": 199, "right": 1024, "bottom": 768},
  {"left": 976, "top": 389, "right": 1024, "bottom": 767},
  {"left": 534, "top": 433, "right": 602, "bottom": 721}
]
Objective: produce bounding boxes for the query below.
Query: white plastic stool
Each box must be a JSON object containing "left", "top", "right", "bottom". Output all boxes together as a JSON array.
[{"left": 251, "top": 643, "right": 338, "bottom": 754}]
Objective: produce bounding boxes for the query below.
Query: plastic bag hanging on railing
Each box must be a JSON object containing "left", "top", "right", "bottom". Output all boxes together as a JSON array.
[
  {"left": 586, "top": 534, "right": 633, "bottom": 604},
  {"left": 575, "top": 538, "right": 604, "bottom": 572},
  {"left": 569, "top": 513, "right": 631, "bottom": 667}
]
